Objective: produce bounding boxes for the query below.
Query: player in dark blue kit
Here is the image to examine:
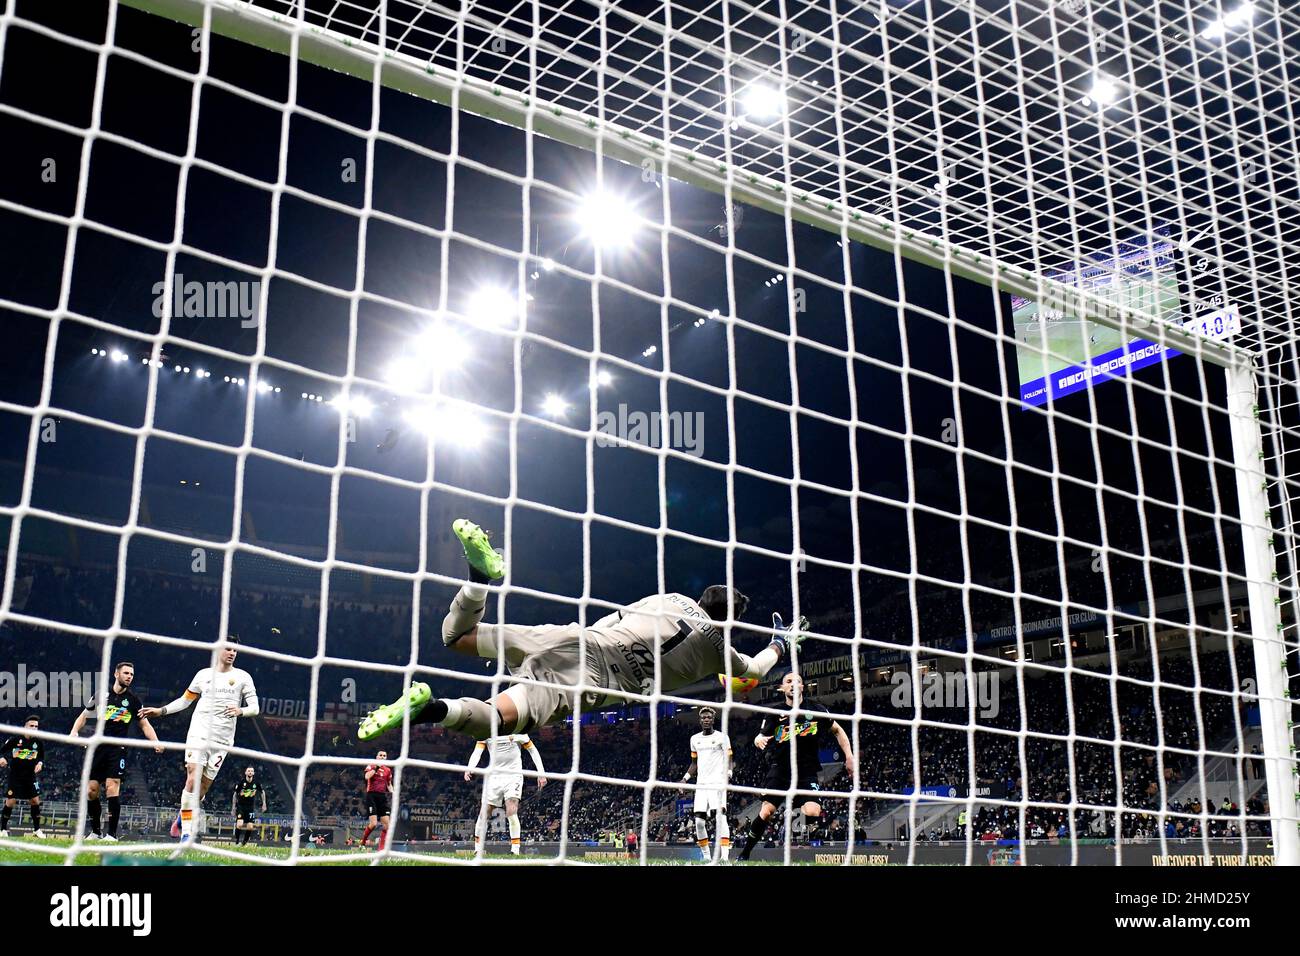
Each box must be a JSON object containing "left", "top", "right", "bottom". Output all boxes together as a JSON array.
[
  {"left": 1, "top": 715, "right": 46, "bottom": 838},
  {"left": 232, "top": 767, "right": 267, "bottom": 846},
  {"left": 737, "top": 669, "right": 855, "bottom": 861},
  {"left": 69, "top": 663, "right": 165, "bottom": 841}
]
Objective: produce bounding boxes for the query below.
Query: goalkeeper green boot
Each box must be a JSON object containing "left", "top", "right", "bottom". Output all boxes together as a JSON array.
[
  {"left": 359, "top": 682, "right": 432, "bottom": 741},
  {"left": 453, "top": 519, "right": 505, "bottom": 581}
]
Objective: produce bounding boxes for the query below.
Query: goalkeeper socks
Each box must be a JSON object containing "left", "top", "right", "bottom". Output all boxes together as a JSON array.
[
  {"left": 415, "top": 697, "right": 504, "bottom": 738},
  {"left": 442, "top": 586, "right": 489, "bottom": 645},
  {"left": 107, "top": 796, "right": 121, "bottom": 837},
  {"left": 739, "top": 815, "right": 768, "bottom": 860},
  {"left": 87, "top": 797, "right": 101, "bottom": 835}
]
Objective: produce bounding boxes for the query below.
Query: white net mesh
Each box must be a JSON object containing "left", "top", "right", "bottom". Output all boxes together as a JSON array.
[{"left": 0, "top": 0, "right": 1297, "bottom": 866}]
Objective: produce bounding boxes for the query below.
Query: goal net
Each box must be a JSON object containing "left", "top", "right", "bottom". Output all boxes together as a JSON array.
[{"left": 0, "top": 0, "right": 1297, "bottom": 866}]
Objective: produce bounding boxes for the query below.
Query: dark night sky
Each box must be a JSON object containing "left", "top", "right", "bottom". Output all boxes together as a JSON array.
[{"left": 0, "top": 0, "right": 1246, "bottom": 663}]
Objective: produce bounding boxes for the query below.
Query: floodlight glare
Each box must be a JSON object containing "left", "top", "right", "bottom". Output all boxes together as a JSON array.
[
  {"left": 1087, "top": 75, "right": 1120, "bottom": 106},
  {"left": 595, "top": 369, "right": 613, "bottom": 387},
  {"left": 577, "top": 191, "right": 640, "bottom": 249},
  {"left": 385, "top": 358, "right": 427, "bottom": 391},
  {"left": 404, "top": 405, "right": 484, "bottom": 448},
  {"left": 466, "top": 287, "right": 521, "bottom": 328},
  {"left": 741, "top": 83, "right": 786, "bottom": 120},
  {"left": 541, "top": 393, "right": 568, "bottom": 417},
  {"left": 110, "top": 349, "right": 128, "bottom": 363},
  {"left": 416, "top": 325, "right": 471, "bottom": 372}
]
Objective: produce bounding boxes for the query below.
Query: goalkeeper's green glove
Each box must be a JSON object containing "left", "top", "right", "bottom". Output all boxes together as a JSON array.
[{"left": 768, "top": 612, "right": 810, "bottom": 660}]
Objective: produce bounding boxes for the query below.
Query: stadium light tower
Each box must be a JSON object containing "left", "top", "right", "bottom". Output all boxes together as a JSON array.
[
  {"left": 541, "top": 393, "right": 568, "bottom": 417},
  {"left": 404, "top": 404, "right": 483, "bottom": 448},
  {"left": 385, "top": 358, "right": 427, "bottom": 391},
  {"left": 415, "top": 324, "right": 471, "bottom": 371}
]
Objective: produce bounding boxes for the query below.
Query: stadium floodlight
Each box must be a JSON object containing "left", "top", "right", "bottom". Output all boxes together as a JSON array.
[
  {"left": 593, "top": 369, "right": 613, "bottom": 387},
  {"left": 110, "top": 349, "right": 128, "bottom": 363},
  {"left": 415, "top": 325, "right": 471, "bottom": 371},
  {"left": 641, "top": 344, "right": 658, "bottom": 357},
  {"left": 257, "top": 381, "right": 273, "bottom": 394},
  {"left": 194, "top": 367, "right": 206, "bottom": 378},
  {"left": 741, "top": 82, "right": 785, "bottom": 120},
  {"left": 331, "top": 394, "right": 374, "bottom": 418},
  {"left": 1085, "top": 75, "right": 1120, "bottom": 107},
  {"left": 1201, "top": 1, "right": 1255, "bottom": 39},
  {"left": 541, "top": 393, "right": 568, "bottom": 417},
  {"left": 576, "top": 190, "right": 640, "bottom": 248},
  {"left": 384, "top": 357, "right": 427, "bottom": 391},
  {"left": 90, "top": 348, "right": 100, "bottom": 355},
  {"left": 403, "top": 404, "right": 484, "bottom": 448},
  {"left": 466, "top": 287, "right": 521, "bottom": 328},
  {"left": 541, "top": 257, "right": 556, "bottom": 272}
]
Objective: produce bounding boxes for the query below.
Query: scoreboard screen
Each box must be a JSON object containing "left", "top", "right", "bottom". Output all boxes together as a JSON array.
[{"left": 1012, "top": 230, "right": 1232, "bottom": 407}]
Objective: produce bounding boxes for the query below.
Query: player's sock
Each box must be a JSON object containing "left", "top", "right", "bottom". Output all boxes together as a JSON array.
[
  {"left": 442, "top": 587, "right": 489, "bottom": 646},
  {"left": 361, "top": 823, "right": 375, "bottom": 846},
  {"left": 31, "top": 805, "right": 41, "bottom": 832},
  {"left": 413, "top": 697, "right": 507, "bottom": 737},
  {"left": 739, "top": 815, "right": 768, "bottom": 860},
  {"left": 473, "top": 815, "right": 486, "bottom": 852},
  {"left": 694, "top": 816, "right": 710, "bottom": 860},
  {"left": 87, "top": 797, "right": 101, "bottom": 835},
  {"left": 509, "top": 814, "right": 521, "bottom": 855},
  {"left": 107, "top": 796, "right": 121, "bottom": 838},
  {"left": 237, "top": 828, "right": 247, "bottom": 845},
  {"left": 179, "top": 789, "right": 197, "bottom": 838},
  {"left": 380, "top": 826, "right": 388, "bottom": 849},
  {"left": 717, "top": 813, "right": 731, "bottom": 861},
  {"left": 0, "top": 805, "right": 11, "bottom": 831}
]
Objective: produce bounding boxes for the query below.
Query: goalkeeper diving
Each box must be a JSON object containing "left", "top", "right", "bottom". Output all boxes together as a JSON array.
[{"left": 359, "top": 519, "right": 808, "bottom": 741}]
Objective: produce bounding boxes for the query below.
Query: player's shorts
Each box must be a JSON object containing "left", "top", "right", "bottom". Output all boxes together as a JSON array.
[
  {"left": 484, "top": 772, "right": 524, "bottom": 806},
  {"left": 365, "top": 792, "right": 391, "bottom": 817},
  {"left": 5, "top": 775, "right": 39, "bottom": 800},
  {"left": 89, "top": 745, "right": 128, "bottom": 781},
  {"left": 499, "top": 625, "right": 617, "bottom": 732},
  {"left": 759, "top": 766, "right": 822, "bottom": 807},
  {"left": 235, "top": 806, "right": 257, "bottom": 825},
  {"left": 477, "top": 622, "right": 577, "bottom": 671},
  {"left": 693, "top": 786, "right": 727, "bottom": 814},
  {"left": 184, "top": 745, "right": 229, "bottom": 781}
]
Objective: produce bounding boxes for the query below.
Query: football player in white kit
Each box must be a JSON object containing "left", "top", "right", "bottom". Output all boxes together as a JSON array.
[
  {"left": 464, "top": 734, "right": 547, "bottom": 855},
  {"left": 681, "top": 706, "right": 733, "bottom": 861},
  {"left": 360, "top": 520, "right": 806, "bottom": 745},
  {"left": 140, "top": 636, "right": 259, "bottom": 843}
]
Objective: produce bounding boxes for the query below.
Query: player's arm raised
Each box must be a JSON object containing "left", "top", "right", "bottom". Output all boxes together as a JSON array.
[
  {"left": 727, "top": 611, "right": 810, "bottom": 681},
  {"left": 522, "top": 736, "right": 548, "bottom": 788},
  {"left": 463, "top": 740, "right": 485, "bottom": 781}
]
